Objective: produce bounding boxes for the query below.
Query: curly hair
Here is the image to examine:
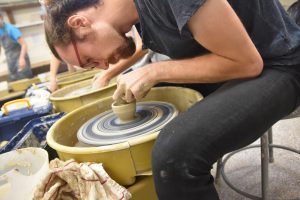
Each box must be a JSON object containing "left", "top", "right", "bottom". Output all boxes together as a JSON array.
[{"left": 43, "top": 0, "right": 101, "bottom": 60}]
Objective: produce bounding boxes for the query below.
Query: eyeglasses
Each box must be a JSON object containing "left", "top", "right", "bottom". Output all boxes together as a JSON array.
[
  {"left": 71, "top": 37, "right": 83, "bottom": 68},
  {"left": 71, "top": 36, "right": 99, "bottom": 69}
]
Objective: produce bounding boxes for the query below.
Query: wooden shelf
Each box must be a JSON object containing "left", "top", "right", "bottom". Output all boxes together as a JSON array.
[
  {"left": 0, "top": 1, "right": 39, "bottom": 9},
  {"left": 16, "top": 21, "right": 43, "bottom": 29},
  {"left": 0, "top": 1, "right": 40, "bottom": 24}
]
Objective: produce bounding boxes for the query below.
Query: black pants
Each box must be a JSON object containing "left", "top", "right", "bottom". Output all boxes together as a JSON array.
[{"left": 152, "top": 65, "right": 300, "bottom": 200}]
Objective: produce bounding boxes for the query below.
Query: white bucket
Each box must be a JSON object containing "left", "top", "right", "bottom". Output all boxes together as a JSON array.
[{"left": 0, "top": 148, "right": 49, "bottom": 200}]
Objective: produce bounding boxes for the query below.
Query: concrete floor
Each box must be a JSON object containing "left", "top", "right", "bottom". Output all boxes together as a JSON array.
[{"left": 212, "top": 116, "right": 300, "bottom": 200}]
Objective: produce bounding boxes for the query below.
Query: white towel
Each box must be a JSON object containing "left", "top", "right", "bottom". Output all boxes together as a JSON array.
[{"left": 33, "top": 159, "right": 132, "bottom": 200}]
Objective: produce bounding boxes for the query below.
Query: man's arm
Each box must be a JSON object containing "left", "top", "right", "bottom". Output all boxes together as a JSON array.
[
  {"left": 17, "top": 37, "right": 28, "bottom": 70},
  {"left": 113, "top": 0, "right": 263, "bottom": 101},
  {"left": 152, "top": 0, "right": 263, "bottom": 83}
]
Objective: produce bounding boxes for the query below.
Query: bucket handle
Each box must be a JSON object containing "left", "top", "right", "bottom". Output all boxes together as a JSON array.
[{"left": 2, "top": 99, "right": 32, "bottom": 116}]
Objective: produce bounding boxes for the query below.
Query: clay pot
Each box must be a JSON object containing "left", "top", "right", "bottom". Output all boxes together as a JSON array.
[{"left": 112, "top": 101, "right": 137, "bottom": 122}]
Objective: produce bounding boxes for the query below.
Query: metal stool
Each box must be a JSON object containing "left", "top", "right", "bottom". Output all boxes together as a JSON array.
[{"left": 215, "top": 107, "right": 300, "bottom": 200}]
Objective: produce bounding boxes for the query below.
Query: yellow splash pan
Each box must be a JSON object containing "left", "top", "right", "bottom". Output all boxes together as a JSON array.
[
  {"left": 9, "top": 77, "right": 41, "bottom": 92},
  {"left": 128, "top": 176, "right": 157, "bottom": 200},
  {"left": 47, "top": 87, "right": 203, "bottom": 186},
  {"left": 57, "top": 69, "right": 101, "bottom": 88},
  {"left": 50, "top": 78, "right": 117, "bottom": 113}
]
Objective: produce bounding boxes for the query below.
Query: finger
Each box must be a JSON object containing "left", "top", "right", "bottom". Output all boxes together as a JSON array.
[
  {"left": 134, "top": 90, "right": 146, "bottom": 100},
  {"left": 134, "top": 88, "right": 151, "bottom": 100},
  {"left": 124, "top": 88, "right": 134, "bottom": 103},
  {"left": 134, "top": 83, "right": 152, "bottom": 100},
  {"left": 113, "top": 84, "right": 125, "bottom": 102}
]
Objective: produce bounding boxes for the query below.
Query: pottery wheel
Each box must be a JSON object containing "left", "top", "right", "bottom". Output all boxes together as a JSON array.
[{"left": 77, "top": 101, "right": 178, "bottom": 145}]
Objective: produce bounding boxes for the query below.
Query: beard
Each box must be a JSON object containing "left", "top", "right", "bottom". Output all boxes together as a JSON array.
[{"left": 108, "top": 36, "right": 136, "bottom": 64}]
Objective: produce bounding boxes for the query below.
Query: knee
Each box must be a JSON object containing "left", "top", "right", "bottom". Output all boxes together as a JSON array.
[{"left": 152, "top": 128, "right": 212, "bottom": 182}]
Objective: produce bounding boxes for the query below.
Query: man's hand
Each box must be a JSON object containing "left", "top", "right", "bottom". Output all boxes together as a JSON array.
[
  {"left": 18, "top": 57, "right": 26, "bottom": 70},
  {"left": 112, "top": 65, "right": 157, "bottom": 103}
]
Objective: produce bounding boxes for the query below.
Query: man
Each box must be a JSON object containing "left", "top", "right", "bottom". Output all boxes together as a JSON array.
[
  {"left": 43, "top": 0, "right": 300, "bottom": 199},
  {"left": 0, "top": 11, "right": 33, "bottom": 81}
]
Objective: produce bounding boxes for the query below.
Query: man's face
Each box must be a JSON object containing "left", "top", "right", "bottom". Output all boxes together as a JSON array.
[{"left": 55, "top": 21, "right": 136, "bottom": 69}]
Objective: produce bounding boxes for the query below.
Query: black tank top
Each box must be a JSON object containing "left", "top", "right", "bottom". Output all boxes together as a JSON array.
[{"left": 134, "top": 0, "right": 300, "bottom": 66}]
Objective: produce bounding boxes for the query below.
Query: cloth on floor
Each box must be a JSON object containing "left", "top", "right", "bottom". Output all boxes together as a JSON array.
[{"left": 33, "top": 158, "right": 132, "bottom": 200}]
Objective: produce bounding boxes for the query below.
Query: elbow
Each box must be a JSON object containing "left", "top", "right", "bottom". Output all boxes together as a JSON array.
[{"left": 245, "top": 54, "right": 263, "bottom": 78}]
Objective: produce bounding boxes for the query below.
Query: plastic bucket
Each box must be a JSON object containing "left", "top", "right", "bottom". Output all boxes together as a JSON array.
[{"left": 0, "top": 148, "right": 49, "bottom": 200}]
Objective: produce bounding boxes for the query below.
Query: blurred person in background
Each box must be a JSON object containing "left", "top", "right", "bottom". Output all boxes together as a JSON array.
[
  {"left": 0, "top": 11, "right": 33, "bottom": 81},
  {"left": 48, "top": 54, "right": 80, "bottom": 92}
]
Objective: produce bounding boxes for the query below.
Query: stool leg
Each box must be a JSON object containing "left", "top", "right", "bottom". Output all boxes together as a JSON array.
[
  {"left": 215, "top": 158, "right": 222, "bottom": 181},
  {"left": 261, "top": 133, "right": 269, "bottom": 200},
  {"left": 267, "top": 128, "right": 274, "bottom": 163}
]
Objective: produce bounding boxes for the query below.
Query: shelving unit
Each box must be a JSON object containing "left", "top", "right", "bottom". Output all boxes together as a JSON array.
[
  {"left": 0, "top": 0, "right": 51, "bottom": 81},
  {"left": 15, "top": 20, "right": 43, "bottom": 29},
  {"left": 0, "top": 1, "right": 40, "bottom": 24}
]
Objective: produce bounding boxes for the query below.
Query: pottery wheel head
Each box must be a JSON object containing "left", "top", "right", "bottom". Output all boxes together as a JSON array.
[{"left": 77, "top": 101, "right": 178, "bottom": 145}]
